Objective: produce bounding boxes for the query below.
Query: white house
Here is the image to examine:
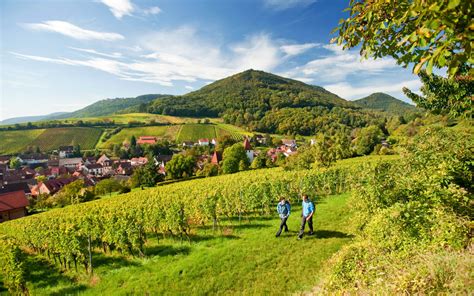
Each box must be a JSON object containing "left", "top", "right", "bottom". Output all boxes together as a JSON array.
[{"left": 198, "top": 138, "right": 210, "bottom": 146}]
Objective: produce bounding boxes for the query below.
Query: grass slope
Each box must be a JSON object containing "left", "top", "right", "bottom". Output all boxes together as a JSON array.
[
  {"left": 0, "top": 129, "right": 45, "bottom": 154},
  {"left": 17, "top": 193, "right": 353, "bottom": 295},
  {"left": 98, "top": 126, "right": 172, "bottom": 148},
  {"left": 29, "top": 127, "right": 103, "bottom": 151},
  {"left": 176, "top": 124, "right": 217, "bottom": 142}
]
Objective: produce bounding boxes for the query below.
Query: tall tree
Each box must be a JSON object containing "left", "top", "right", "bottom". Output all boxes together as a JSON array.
[
  {"left": 403, "top": 69, "right": 473, "bottom": 118},
  {"left": 334, "top": 0, "right": 473, "bottom": 77}
]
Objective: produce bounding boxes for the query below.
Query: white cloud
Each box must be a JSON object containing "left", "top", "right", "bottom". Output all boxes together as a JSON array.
[
  {"left": 69, "top": 47, "right": 123, "bottom": 58},
  {"left": 280, "top": 43, "right": 318, "bottom": 57},
  {"left": 282, "top": 44, "right": 398, "bottom": 83},
  {"left": 24, "top": 21, "right": 124, "bottom": 41},
  {"left": 324, "top": 80, "right": 421, "bottom": 100},
  {"left": 185, "top": 86, "right": 194, "bottom": 90},
  {"left": 100, "top": 0, "right": 134, "bottom": 19},
  {"left": 144, "top": 6, "right": 162, "bottom": 15},
  {"left": 263, "top": 0, "right": 317, "bottom": 10}
]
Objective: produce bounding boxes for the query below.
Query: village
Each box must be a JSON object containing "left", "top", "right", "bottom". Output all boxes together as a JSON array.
[{"left": 0, "top": 134, "right": 300, "bottom": 223}]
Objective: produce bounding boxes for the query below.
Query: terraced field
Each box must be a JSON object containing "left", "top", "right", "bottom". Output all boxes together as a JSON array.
[
  {"left": 28, "top": 127, "right": 103, "bottom": 151},
  {"left": 0, "top": 129, "right": 45, "bottom": 154},
  {"left": 98, "top": 126, "right": 175, "bottom": 148}
]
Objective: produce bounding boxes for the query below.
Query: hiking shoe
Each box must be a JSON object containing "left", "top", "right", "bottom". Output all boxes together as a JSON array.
[
  {"left": 297, "top": 236, "right": 302, "bottom": 240},
  {"left": 309, "top": 231, "right": 314, "bottom": 235}
]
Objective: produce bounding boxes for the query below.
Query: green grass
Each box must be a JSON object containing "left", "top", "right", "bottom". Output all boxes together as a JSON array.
[
  {"left": 176, "top": 124, "right": 217, "bottom": 142},
  {"left": 18, "top": 193, "right": 353, "bottom": 295},
  {"left": 97, "top": 126, "right": 174, "bottom": 149},
  {"left": 29, "top": 127, "right": 103, "bottom": 152},
  {"left": 0, "top": 129, "right": 45, "bottom": 154}
]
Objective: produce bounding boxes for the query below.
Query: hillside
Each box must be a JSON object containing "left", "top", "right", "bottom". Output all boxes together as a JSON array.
[
  {"left": 147, "top": 70, "right": 389, "bottom": 136},
  {"left": 50, "top": 94, "right": 168, "bottom": 119},
  {"left": 353, "top": 92, "right": 418, "bottom": 115},
  {"left": 149, "top": 69, "right": 356, "bottom": 117}
]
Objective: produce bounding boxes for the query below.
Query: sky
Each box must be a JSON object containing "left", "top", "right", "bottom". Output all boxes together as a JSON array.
[{"left": 0, "top": 0, "right": 422, "bottom": 120}]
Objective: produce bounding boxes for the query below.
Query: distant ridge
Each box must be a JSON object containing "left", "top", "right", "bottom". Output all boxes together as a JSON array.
[
  {"left": 49, "top": 94, "right": 169, "bottom": 120},
  {"left": 0, "top": 112, "right": 69, "bottom": 125},
  {"left": 353, "top": 92, "right": 418, "bottom": 115}
]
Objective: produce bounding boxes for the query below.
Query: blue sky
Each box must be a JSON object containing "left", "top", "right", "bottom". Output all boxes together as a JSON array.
[{"left": 1, "top": 0, "right": 421, "bottom": 120}]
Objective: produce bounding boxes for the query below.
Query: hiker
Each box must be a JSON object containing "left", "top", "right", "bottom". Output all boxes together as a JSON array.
[
  {"left": 275, "top": 197, "right": 291, "bottom": 237},
  {"left": 298, "top": 194, "right": 314, "bottom": 239}
]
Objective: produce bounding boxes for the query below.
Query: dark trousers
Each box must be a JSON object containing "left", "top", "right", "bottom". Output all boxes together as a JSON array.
[
  {"left": 298, "top": 215, "right": 313, "bottom": 238},
  {"left": 276, "top": 217, "right": 289, "bottom": 236}
]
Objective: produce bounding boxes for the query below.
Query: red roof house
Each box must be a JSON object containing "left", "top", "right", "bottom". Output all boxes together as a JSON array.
[
  {"left": 0, "top": 190, "right": 29, "bottom": 222},
  {"left": 137, "top": 136, "right": 157, "bottom": 145}
]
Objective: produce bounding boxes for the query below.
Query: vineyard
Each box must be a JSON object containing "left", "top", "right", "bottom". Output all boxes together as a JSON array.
[
  {"left": 0, "top": 129, "right": 45, "bottom": 154},
  {"left": 0, "top": 157, "right": 386, "bottom": 294},
  {"left": 28, "top": 127, "right": 103, "bottom": 151}
]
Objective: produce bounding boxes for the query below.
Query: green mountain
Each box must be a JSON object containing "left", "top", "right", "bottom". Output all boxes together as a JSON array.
[
  {"left": 148, "top": 69, "right": 356, "bottom": 118},
  {"left": 353, "top": 93, "right": 418, "bottom": 115},
  {"left": 51, "top": 94, "right": 168, "bottom": 119},
  {"left": 147, "top": 70, "right": 390, "bottom": 136}
]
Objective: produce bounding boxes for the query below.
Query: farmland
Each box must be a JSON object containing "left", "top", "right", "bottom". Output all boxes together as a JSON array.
[
  {"left": 0, "top": 158, "right": 361, "bottom": 294},
  {"left": 38, "top": 113, "right": 203, "bottom": 126},
  {"left": 28, "top": 127, "right": 103, "bottom": 151},
  {"left": 0, "top": 121, "right": 253, "bottom": 154},
  {"left": 98, "top": 126, "right": 173, "bottom": 149},
  {"left": 176, "top": 123, "right": 249, "bottom": 142},
  {"left": 0, "top": 129, "right": 45, "bottom": 154},
  {"left": 176, "top": 124, "right": 217, "bottom": 142}
]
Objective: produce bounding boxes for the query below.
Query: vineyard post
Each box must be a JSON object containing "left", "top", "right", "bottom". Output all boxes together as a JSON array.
[
  {"left": 88, "top": 234, "right": 93, "bottom": 275},
  {"left": 239, "top": 189, "right": 242, "bottom": 224}
]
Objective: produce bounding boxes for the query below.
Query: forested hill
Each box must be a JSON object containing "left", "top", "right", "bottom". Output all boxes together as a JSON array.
[
  {"left": 50, "top": 94, "right": 169, "bottom": 119},
  {"left": 148, "top": 69, "right": 356, "bottom": 118},
  {"left": 147, "top": 70, "right": 389, "bottom": 135},
  {"left": 353, "top": 92, "right": 418, "bottom": 115}
]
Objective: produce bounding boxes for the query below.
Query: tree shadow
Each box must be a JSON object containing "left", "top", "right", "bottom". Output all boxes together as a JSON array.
[
  {"left": 92, "top": 252, "right": 140, "bottom": 269},
  {"left": 49, "top": 285, "right": 88, "bottom": 296},
  {"left": 307, "top": 230, "right": 354, "bottom": 239},
  {"left": 145, "top": 244, "right": 191, "bottom": 257},
  {"left": 197, "top": 222, "right": 270, "bottom": 232},
  {"left": 23, "top": 255, "right": 87, "bottom": 293},
  {"left": 188, "top": 233, "right": 240, "bottom": 242}
]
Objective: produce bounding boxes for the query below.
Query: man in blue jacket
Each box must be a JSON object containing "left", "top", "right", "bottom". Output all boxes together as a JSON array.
[
  {"left": 298, "top": 194, "right": 314, "bottom": 239},
  {"left": 275, "top": 196, "right": 291, "bottom": 237}
]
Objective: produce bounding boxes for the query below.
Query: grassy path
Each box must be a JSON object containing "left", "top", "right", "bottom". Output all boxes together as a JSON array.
[{"left": 14, "top": 193, "right": 353, "bottom": 295}]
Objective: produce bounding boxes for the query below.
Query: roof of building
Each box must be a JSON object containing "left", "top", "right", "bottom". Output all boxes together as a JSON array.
[
  {"left": 0, "top": 182, "right": 31, "bottom": 195},
  {"left": 18, "top": 153, "right": 49, "bottom": 161},
  {"left": 211, "top": 151, "right": 222, "bottom": 164},
  {"left": 86, "top": 163, "right": 103, "bottom": 169},
  {"left": 58, "top": 146, "right": 74, "bottom": 151},
  {"left": 42, "top": 177, "right": 77, "bottom": 193},
  {"left": 97, "top": 154, "right": 110, "bottom": 164},
  {"left": 282, "top": 139, "right": 296, "bottom": 145},
  {"left": 243, "top": 138, "right": 252, "bottom": 150},
  {"left": 59, "top": 158, "right": 83, "bottom": 166},
  {"left": 0, "top": 190, "right": 29, "bottom": 211},
  {"left": 137, "top": 136, "right": 157, "bottom": 144}
]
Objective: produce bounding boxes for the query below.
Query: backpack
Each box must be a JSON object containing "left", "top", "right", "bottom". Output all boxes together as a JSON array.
[{"left": 277, "top": 203, "right": 288, "bottom": 215}]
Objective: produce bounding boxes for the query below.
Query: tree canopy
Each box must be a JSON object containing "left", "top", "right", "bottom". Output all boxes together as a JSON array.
[{"left": 334, "top": 0, "right": 473, "bottom": 77}]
